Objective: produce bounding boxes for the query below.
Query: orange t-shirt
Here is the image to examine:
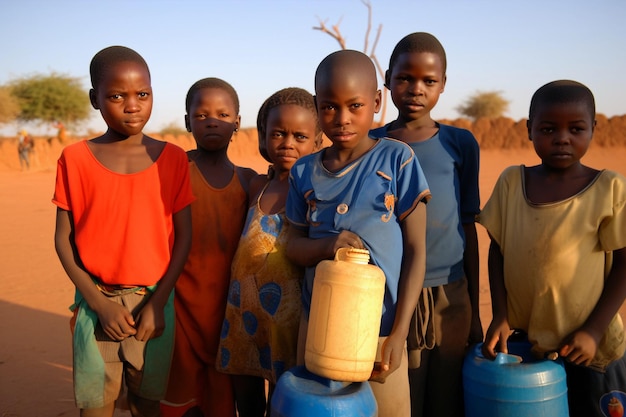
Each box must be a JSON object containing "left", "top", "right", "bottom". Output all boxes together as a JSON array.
[{"left": 52, "top": 140, "right": 195, "bottom": 286}]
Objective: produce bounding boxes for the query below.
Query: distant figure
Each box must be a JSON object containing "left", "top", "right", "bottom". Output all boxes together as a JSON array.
[
  {"left": 217, "top": 87, "right": 323, "bottom": 416},
  {"left": 54, "top": 121, "right": 67, "bottom": 143},
  {"left": 17, "top": 129, "right": 33, "bottom": 170},
  {"left": 370, "top": 32, "right": 482, "bottom": 417},
  {"left": 161, "top": 78, "right": 256, "bottom": 417},
  {"left": 53, "top": 45, "right": 194, "bottom": 417},
  {"left": 480, "top": 80, "right": 626, "bottom": 417}
]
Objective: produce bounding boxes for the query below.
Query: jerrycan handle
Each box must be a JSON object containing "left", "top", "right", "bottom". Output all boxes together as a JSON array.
[
  {"left": 494, "top": 352, "right": 523, "bottom": 365},
  {"left": 335, "top": 247, "right": 371, "bottom": 264},
  {"left": 475, "top": 343, "right": 522, "bottom": 365}
]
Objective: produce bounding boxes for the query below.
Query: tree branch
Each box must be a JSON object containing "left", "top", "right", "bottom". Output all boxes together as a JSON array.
[
  {"left": 313, "top": 1, "right": 388, "bottom": 124},
  {"left": 362, "top": 0, "right": 372, "bottom": 53},
  {"left": 313, "top": 16, "right": 346, "bottom": 50}
]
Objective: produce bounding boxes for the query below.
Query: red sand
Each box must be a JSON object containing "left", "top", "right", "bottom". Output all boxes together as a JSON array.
[{"left": 1, "top": 146, "right": 626, "bottom": 416}]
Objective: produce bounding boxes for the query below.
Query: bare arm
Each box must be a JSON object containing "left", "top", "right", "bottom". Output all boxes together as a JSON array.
[
  {"left": 559, "top": 247, "right": 626, "bottom": 366},
  {"left": 134, "top": 205, "right": 192, "bottom": 341},
  {"left": 463, "top": 222, "right": 483, "bottom": 344},
  {"left": 373, "top": 202, "right": 427, "bottom": 381},
  {"left": 482, "top": 238, "right": 511, "bottom": 359},
  {"left": 54, "top": 208, "right": 136, "bottom": 340}
]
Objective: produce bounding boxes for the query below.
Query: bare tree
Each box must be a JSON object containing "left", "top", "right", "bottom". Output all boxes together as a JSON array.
[{"left": 313, "top": 0, "right": 387, "bottom": 125}]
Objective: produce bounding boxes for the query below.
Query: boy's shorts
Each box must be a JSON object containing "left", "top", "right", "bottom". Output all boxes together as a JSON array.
[
  {"left": 406, "top": 276, "right": 471, "bottom": 368},
  {"left": 71, "top": 287, "right": 174, "bottom": 409},
  {"left": 565, "top": 351, "right": 626, "bottom": 417},
  {"left": 406, "top": 277, "right": 471, "bottom": 417}
]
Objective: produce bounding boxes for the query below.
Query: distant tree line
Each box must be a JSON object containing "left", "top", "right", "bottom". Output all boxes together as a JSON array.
[{"left": 2, "top": 72, "right": 623, "bottom": 151}]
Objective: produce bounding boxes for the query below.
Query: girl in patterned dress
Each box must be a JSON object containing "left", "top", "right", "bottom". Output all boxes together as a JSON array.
[{"left": 217, "top": 87, "right": 323, "bottom": 416}]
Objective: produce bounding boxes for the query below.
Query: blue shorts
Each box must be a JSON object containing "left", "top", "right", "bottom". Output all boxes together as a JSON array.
[{"left": 565, "top": 351, "right": 626, "bottom": 417}]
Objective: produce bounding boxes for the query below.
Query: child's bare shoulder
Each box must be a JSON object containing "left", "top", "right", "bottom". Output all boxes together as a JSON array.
[
  {"left": 144, "top": 135, "right": 167, "bottom": 153},
  {"left": 186, "top": 148, "right": 199, "bottom": 161},
  {"left": 248, "top": 174, "right": 269, "bottom": 201},
  {"left": 235, "top": 166, "right": 260, "bottom": 196},
  {"left": 249, "top": 173, "right": 268, "bottom": 188},
  {"left": 143, "top": 135, "right": 165, "bottom": 144},
  {"left": 236, "top": 166, "right": 259, "bottom": 183}
]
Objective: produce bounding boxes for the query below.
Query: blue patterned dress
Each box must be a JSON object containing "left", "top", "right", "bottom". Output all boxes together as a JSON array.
[{"left": 217, "top": 183, "right": 303, "bottom": 384}]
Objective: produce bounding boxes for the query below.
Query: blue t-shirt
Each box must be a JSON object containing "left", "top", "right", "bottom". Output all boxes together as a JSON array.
[
  {"left": 370, "top": 123, "right": 480, "bottom": 287},
  {"left": 286, "top": 137, "right": 430, "bottom": 335}
]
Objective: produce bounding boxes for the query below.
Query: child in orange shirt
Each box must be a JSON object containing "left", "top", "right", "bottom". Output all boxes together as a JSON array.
[
  {"left": 161, "top": 78, "right": 256, "bottom": 417},
  {"left": 217, "top": 87, "right": 323, "bottom": 416},
  {"left": 53, "top": 45, "right": 194, "bottom": 417}
]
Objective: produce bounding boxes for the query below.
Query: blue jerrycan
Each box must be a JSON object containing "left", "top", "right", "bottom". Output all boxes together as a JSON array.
[{"left": 463, "top": 339, "right": 569, "bottom": 417}]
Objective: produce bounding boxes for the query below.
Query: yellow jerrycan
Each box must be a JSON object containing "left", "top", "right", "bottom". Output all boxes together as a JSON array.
[{"left": 305, "top": 247, "right": 386, "bottom": 382}]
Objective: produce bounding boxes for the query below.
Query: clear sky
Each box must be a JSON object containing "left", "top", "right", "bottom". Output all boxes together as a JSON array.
[{"left": 1, "top": 0, "right": 625, "bottom": 136}]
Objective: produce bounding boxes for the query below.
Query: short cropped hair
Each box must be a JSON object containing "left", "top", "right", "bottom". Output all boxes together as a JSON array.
[
  {"left": 388, "top": 32, "right": 447, "bottom": 75},
  {"left": 315, "top": 49, "right": 378, "bottom": 93},
  {"left": 256, "top": 87, "right": 322, "bottom": 163},
  {"left": 89, "top": 46, "right": 149, "bottom": 89},
  {"left": 529, "top": 80, "right": 596, "bottom": 121},
  {"left": 185, "top": 77, "right": 240, "bottom": 114}
]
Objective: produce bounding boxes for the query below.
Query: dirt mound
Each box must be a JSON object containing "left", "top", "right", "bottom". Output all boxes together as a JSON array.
[{"left": 1, "top": 114, "right": 624, "bottom": 173}]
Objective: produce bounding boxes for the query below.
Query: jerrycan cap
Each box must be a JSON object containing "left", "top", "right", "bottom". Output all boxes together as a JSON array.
[{"left": 335, "top": 247, "right": 371, "bottom": 264}]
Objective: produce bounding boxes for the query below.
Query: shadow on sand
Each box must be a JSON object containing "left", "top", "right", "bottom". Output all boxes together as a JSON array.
[{"left": 0, "top": 299, "right": 75, "bottom": 416}]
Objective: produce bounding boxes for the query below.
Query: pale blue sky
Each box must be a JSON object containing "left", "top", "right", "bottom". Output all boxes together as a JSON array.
[{"left": 1, "top": 0, "right": 624, "bottom": 136}]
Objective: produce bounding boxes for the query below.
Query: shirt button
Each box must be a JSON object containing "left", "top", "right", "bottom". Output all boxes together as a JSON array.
[{"left": 337, "top": 203, "right": 349, "bottom": 214}]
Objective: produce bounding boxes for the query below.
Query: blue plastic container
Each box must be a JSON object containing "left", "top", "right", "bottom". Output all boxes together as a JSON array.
[
  {"left": 463, "top": 341, "right": 569, "bottom": 417},
  {"left": 271, "top": 366, "right": 377, "bottom": 417}
]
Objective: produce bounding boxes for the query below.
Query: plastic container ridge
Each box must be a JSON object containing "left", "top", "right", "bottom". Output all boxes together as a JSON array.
[{"left": 305, "top": 247, "right": 386, "bottom": 382}]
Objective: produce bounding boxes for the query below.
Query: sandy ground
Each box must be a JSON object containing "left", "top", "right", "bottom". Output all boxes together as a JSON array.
[{"left": 1, "top": 146, "right": 626, "bottom": 416}]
